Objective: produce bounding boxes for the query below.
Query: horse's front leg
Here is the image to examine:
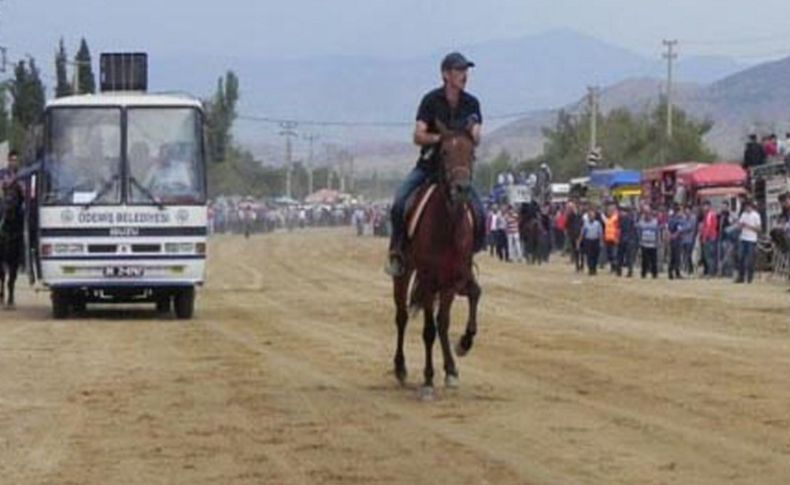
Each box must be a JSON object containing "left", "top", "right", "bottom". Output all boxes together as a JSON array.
[
  {"left": 457, "top": 277, "right": 481, "bottom": 357},
  {"left": 6, "top": 261, "right": 17, "bottom": 309},
  {"left": 392, "top": 270, "right": 411, "bottom": 385},
  {"left": 419, "top": 297, "right": 437, "bottom": 401},
  {"left": 0, "top": 262, "right": 5, "bottom": 306},
  {"left": 436, "top": 290, "right": 458, "bottom": 388}
]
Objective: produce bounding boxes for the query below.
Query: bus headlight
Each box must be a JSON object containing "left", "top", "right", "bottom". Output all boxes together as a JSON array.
[{"left": 164, "top": 242, "right": 194, "bottom": 254}]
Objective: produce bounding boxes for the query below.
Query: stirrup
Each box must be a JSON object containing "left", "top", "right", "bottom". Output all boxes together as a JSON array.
[{"left": 384, "top": 251, "right": 405, "bottom": 277}]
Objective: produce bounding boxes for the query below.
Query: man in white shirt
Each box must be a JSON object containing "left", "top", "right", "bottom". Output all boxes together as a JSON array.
[{"left": 736, "top": 200, "right": 762, "bottom": 284}]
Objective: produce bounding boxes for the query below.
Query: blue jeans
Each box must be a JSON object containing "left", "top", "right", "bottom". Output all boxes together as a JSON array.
[
  {"left": 703, "top": 240, "right": 718, "bottom": 276},
  {"left": 389, "top": 165, "right": 485, "bottom": 252},
  {"left": 737, "top": 240, "right": 756, "bottom": 282}
]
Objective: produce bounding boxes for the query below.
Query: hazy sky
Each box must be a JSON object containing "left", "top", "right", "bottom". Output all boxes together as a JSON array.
[{"left": 2, "top": 0, "right": 790, "bottom": 67}]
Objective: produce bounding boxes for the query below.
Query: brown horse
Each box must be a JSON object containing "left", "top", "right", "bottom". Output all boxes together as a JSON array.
[
  {"left": 0, "top": 176, "right": 25, "bottom": 309},
  {"left": 391, "top": 122, "right": 482, "bottom": 400}
]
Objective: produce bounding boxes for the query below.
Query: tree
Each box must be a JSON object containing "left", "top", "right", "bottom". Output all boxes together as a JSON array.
[
  {"left": 9, "top": 58, "right": 46, "bottom": 152},
  {"left": 205, "top": 71, "right": 240, "bottom": 162},
  {"left": 55, "top": 38, "right": 72, "bottom": 98},
  {"left": 536, "top": 102, "right": 716, "bottom": 180},
  {"left": 74, "top": 38, "right": 96, "bottom": 94},
  {"left": 0, "top": 84, "right": 9, "bottom": 144}
]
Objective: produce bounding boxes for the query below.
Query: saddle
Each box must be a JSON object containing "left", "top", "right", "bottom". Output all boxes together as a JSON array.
[{"left": 404, "top": 183, "right": 474, "bottom": 240}]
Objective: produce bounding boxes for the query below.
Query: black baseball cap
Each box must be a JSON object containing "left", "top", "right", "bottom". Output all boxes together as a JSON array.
[{"left": 441, "top": 52, "right": 475, "bottom": 71}]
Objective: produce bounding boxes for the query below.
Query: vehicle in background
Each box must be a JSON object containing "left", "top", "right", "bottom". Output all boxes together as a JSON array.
[{"left": 29, "top": 53, "right": 208, "bottom": 319}]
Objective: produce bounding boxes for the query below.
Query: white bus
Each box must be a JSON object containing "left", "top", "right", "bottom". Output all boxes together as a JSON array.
[{"left": 29, "top": 54, "right": 208, "bottom": 319}]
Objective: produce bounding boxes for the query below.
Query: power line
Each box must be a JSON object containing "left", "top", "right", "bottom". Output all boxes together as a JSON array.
[
  {"left": 238, "top": 114, "right": 410, "bottom": 128},
  {"left": 682, "top": 33, "right": 790, "bottom": 46},
  {"left": 237, "top": 107, "right": 559, "bottom": 131}
]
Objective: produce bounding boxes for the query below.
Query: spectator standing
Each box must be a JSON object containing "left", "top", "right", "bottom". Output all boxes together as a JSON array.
[
  {"left": 681, "top": 205, "right": 697, "bottom": 276},
  {"left": 554, "top": 206, "right": 567, "bottom": 253},
  {"left": 699, "top": 201, "right": 719, "bottom": 277},
  {"left": 505, "top": 205, "right": 522, "bottom": 262},
  {"left": 494, "top": 206, "right": 508, "bottom": 261},
  {"left": 735, "top": 200, "right": 762, "bottom": 284},
  {"left": 667, "top": 204, "right": 684, "bottom": 280},
  {"left": 637, "top": 207, "right": 660, "bottom": 279},
  {"left": 579, "top": 207, "right": 603, "bottom": 275},
  {"left": 566, "top": 202, "right": 584, "bottom": 272},
  {"left": 603, "top": 204, "right": 621, "bottom": 274},
  {"left": 743, "top": 134, "right": 766, "bottom": 169},
  {"left": 617, "top": 206, "right": 638, "bottom": 277}
]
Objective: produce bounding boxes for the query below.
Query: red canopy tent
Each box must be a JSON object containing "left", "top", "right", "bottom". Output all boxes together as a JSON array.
[{"left": 677, "top": 163, "right": 747, "bottom": 189}]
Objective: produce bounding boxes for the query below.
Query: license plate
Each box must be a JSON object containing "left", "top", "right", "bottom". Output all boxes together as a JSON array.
[{"left": 103, "top": 266, "right": 145, "bottom": 278}]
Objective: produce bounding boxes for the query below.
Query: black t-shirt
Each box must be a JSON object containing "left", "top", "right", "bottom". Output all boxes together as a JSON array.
[{"left": 415, "top": 87, "right": 482, "bottom": 170}]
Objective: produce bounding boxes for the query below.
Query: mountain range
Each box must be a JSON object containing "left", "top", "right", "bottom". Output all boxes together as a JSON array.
[
  {"left": 484, "top": 55, "right": 790, "bottom": 163},
  {"left": 146, "top": 28, "right": 790, "bottom": 172}
]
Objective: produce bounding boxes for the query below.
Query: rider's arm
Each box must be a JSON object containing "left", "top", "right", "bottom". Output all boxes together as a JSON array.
[
  {"left": 413, "top": 121, "right": 440, "bottom": 147},
  {"left": 469, "top": 122, "right": 482, "bottom": 146}
]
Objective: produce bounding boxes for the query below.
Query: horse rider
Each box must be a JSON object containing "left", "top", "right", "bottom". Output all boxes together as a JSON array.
[
  {"left": 0, "top": 150, "right": 25, "bottom": 209},
  {"left": 385, "top": 51, "right": 486, "bottom": 277}
]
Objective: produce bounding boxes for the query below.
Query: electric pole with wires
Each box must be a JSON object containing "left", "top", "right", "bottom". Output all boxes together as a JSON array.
[
  {"left": 663, "top": 39, "right": 678, "bottom": 139},
  {"left": 279, "top": 121, "right": 298, "bottom": 199},
  {"left": 303, "top": 133, "right": 319, "bottom": 196}
]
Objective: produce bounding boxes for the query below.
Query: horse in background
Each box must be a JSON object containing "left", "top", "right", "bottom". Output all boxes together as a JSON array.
[
  {"left": 391, "top": 122, "right": 481, "bottom": 400},
  {"left": 520, "top": 200, "right": 543, "bottom": 264},
  {"left": 0, "top": 175, "right": 25, "bottom": 309}
]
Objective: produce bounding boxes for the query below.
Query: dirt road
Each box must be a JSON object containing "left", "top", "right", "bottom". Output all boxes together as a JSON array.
[{"left": 2, "top": 229, "right": 790, "bottom": 484}]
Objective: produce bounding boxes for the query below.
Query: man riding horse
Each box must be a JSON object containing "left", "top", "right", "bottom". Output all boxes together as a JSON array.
[
  {"left": 385, "top": 52, "right": 486, "bottom": 277},
  {"left": 0, "top": 150, "right": 26, "bottom": 309}
]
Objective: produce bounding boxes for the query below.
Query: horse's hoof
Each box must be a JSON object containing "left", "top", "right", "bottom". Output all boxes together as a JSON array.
[
  {"left": 395, "top": 369, "right": 408, "bottom": 386},
  {"left": 445, "top": 374, "right": 460, "bottom": 389},
  {"left": 418, "top": 385, "right": 435, "bottom": 402},
  {"left": 456, "top": 337, "right": 473, "bottom": 357},
  {"left": 455, "top": 342, "right": 468, "bottom": 357}
]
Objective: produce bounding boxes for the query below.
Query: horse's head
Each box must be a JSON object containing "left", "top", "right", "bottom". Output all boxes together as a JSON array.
[{"left": 435, "top": 120, "right": 475, "bottom": 206}]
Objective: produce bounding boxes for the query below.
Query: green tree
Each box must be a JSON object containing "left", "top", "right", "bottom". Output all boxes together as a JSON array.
[
  {"left": 55, "top": 38, "right": 72, "bottom": 98},
  {"left": 9, "top": 58, "right": 46, "bottom": 152},
  {"left": 74, "top": 38, "right": 96, "bottom": 94},
  {"left": 0, "top": 84, "right": 9, "bottom": 144},
  {"left": 205, "top": 71, "right": 240, "bottom": 162},
  {"left": 537, "top": 102, "right": 716, "bottom": 180}
]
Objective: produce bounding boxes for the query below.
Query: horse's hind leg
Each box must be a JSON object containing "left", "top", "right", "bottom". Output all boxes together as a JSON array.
[
  {"left": 392, "top": 271, "right": 411, "bottom": 385},
  {"left": 457, "top": 278, "right": 481, "bottom": 357}
]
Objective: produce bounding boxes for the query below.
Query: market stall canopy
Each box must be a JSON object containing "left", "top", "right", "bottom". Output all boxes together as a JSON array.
[
  {"left": 305, "top": 189, "right": 340, "bottom": 204},
  {"left": 642, "top": 162, "right": 705, "bottom": 181},
  {"left": 677, "top": 163, "right": 746, "bottom": 188},
  {"left": 589, "top": 169, "right": 641, "bottom": 189}
]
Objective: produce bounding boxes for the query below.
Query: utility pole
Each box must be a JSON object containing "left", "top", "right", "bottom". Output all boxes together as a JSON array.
[
  {"left": 67, "top": 59, "right": 91, "bottom": 94},
  {"left": 348, "top": 155, "right": 355, "bottom": 192},
  {"left": 587, "top": 85, "right": 599, "bottom": 152},
  {"left": 279, "top": 121, "right": 298, "bottom": 199},
  {"left": 662, "top": 39, "right": 678, "bottom": 139},
  {"left": 303, "top": 133, "right": 319, "bottom": 196}
]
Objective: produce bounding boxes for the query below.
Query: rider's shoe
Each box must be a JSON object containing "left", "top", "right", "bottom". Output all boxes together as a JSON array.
[{"left": 384, "top": 251, "right": 405, "bottom": 277}]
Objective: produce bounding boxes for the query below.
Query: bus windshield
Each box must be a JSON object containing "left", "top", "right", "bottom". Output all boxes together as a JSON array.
[
  {"left": 43, "top": 108, "right": 122, "bottom": 205},
  {"left": 127, "top": 108, "right": 205, "bottom": 205}
]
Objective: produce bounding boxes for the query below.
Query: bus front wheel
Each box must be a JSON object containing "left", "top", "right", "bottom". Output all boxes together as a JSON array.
[
  {"left": 51, "top": 290, "right": 70, "bottom": 319},
  {"left": 173, "top": 288, "right": 195, "bottom": 320}
]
